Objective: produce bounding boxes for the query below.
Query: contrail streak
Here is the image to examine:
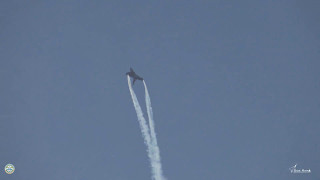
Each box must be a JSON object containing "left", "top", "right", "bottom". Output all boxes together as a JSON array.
[
  {"left": 127, "top": 76, "right": 152, "bottom": 160},
  {"left": 144, "top": 81, "right": 165, "bottom": 180},
  {"left": 127, "top": 75, "right": 166, "bottom": 180}
]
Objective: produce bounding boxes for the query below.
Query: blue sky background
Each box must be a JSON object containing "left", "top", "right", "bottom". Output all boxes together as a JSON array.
[{"left": 1, "top": 1, "right": 319, "bottom": 179}]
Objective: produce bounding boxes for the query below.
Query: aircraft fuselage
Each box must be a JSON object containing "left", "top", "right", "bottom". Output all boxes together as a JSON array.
[{"left": 126, "top": 68, "right": 143, "bottom": 85}]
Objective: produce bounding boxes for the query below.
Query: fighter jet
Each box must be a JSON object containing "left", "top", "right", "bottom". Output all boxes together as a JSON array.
[{"left": 126, "top": 68, "right": 143, "bottom": 85}]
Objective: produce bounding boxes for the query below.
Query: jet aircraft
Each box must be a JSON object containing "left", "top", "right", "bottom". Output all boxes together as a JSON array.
[{"left": 126, "top": 68, "right": 143, "bottom": 85}]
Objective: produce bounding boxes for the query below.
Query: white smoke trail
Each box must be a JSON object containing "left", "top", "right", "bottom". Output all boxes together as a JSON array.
[
  {"left": 143, "top": 81, "right": 165, "bottom": 180},
  {"left": 127, "top": 76, "right": 152, "bottom": 161},
  {"left": 127, "top": 75, "right": 166, "bottom": 180}
]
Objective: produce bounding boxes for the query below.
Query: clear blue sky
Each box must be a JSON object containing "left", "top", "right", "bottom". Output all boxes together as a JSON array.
[{"left": 1, "top": 1, "right": 319, "bottom": 179}]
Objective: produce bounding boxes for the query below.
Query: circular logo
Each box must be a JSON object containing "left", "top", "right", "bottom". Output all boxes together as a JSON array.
[{"left": 4, "top": 164, "right": 15, "bottom": 174}]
